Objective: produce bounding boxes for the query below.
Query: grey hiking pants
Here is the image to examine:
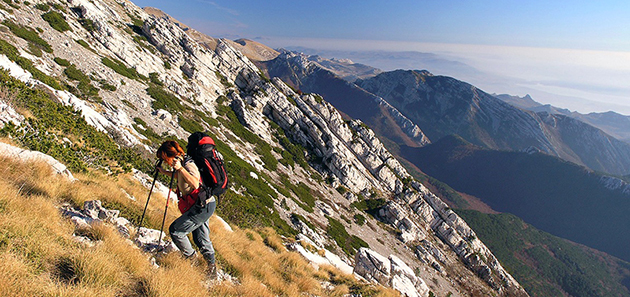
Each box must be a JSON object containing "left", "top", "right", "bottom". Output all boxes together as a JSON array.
[{"left": 169, "top": 199, "right": 216, "bottom": 263}]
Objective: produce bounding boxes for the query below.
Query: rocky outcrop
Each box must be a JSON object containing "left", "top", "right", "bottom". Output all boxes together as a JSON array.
[
  {"left": 354, "top": 248, "right": 430, "bottom": 297},
  {"left": 265, "top": 51, "right": 431, "bottom": 147},
  {"left": 0, "top": 142, "right": 75, "bottom": 180},
  {"left": 61, "top": 199, "right": 178, "bottom": 252}
]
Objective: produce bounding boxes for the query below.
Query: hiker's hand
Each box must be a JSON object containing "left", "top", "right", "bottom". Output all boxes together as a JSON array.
[{"left": 173, "top": 157, "right": 183, "bottom": 171}]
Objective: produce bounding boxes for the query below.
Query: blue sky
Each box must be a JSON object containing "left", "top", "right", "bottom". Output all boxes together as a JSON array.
[{"left": 133, "top": 0, "right": 630, "bottom": 115}]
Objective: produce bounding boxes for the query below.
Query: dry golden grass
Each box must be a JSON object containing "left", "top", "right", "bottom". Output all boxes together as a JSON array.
[{"left": 0, "top": 145, "right": 399, "bottom": 297}]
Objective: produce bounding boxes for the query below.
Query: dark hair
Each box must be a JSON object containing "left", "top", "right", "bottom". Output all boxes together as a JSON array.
[{"left": 156, "top": 140, "right": 185, "bottom": 164}]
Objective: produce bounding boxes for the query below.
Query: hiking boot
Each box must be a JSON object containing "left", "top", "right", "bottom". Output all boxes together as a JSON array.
[
  {"left": 206, "top": 262, "right": 218, "bottom": 280},
  {"left": 185, "top": 252, "right": 204, "bottom": 268}
]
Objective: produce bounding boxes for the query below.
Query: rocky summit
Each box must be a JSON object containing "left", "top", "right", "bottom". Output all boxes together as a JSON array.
[{"left": 0, "top": 0, "right": 531, "bottom": 296}]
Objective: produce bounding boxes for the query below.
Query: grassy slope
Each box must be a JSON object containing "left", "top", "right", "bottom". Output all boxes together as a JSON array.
[{"left": 0, "top": 155, "right": 399, "bottom": 296}]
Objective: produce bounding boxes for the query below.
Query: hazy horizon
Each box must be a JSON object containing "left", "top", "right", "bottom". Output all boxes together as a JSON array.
[{"left": 133, "top": 0, "right": 630, "bottom": 116}]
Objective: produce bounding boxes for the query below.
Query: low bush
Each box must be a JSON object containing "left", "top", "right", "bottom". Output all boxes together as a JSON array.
[
  {"left": 326, "top": 216, "right": 369, "bottom": 256},
  {"left": 53, "top": 57, "right": 70, "bottom": 66},
  {"left": 0, "top": 39, "right": 62, "bottom": 90},
  {"left": 102, "top": 56, "right": 145, "bottom": 81},
  {"left": 42, "top": 11, "right": 71, "bottom": 32},
  {"left": 34, "top": 3, "right": 49, "bottom": 11},
  {"left": 147, "top": 84, "right": 184, "bottom": 114},
  {"left": 2, "top": 20, "right": 53, "bottom": 53}
]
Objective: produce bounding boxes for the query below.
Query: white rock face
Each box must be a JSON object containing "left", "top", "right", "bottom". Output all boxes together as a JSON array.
[
  {"left": 60, "top": 199, "right": 178, "bottom": 252},
  {"left": 354, "top": 248, "right": 429, "bottom": 297},
  {"left": 0, "top": 142, "right": 75, "bottom": 180}
]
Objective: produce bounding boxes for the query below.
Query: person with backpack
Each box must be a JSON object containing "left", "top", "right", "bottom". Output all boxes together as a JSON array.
[{"left": 155, "top": 139, "right": 219, "bottom": 280}]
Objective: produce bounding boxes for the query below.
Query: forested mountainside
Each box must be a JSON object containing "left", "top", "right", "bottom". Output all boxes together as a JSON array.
[
  {"left": 0, "top": 0, "right": 530, "bottom": 296},
  {"left": 400, "top": 135, "right": 630, "bottom": 264}
]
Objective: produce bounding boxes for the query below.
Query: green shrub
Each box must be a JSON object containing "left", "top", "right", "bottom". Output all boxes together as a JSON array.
[
  {"left": 100, "top": 82, "right": 116, "bottom": 91},
  {"left": 149, "top": 72, "right": 162, "bottom": 86},
  {"left": 1, "top": 0, "right": 17, "bottom": 9},
  {"left": 178, "top": 117, "right": 204, "bottom": 134},
  {"left": 78, "top": 18, "right": 95, "bottom": 32},
  {"left": 42, "top": 11, "right": 71, "bottom": 32},
  {"left": 147, "top": 85, "right": 184, "bottom": 113},
  {"left": 63, "top": 64, "right": 89, "bottom": 82},
  {"left": 2, "top": 20, "right": 53, "bottom": 53},
  {"left": 0, "top": 39, "right": 62, "bottom": 90},
  {"left": 101, "top": 56, "right": 145, "bottom": 80},
  {"left": 54, "top": 57, "right": 70, "bottom": 66},
  {"left": 75, "top": 39, "right": 92, "bottom": 50},
  {"left": 326, "top": 216, "right": 369, "bottom": 256},
  {"left": 336, "top": 186, "right": 348, "bottom": 195},
  {"left": 34, "top": 3, "right": 48, "bottom": 11},
  {"left": 351, "top": 198, "right": 387, "bottom": 218},
  {"left": 26, "top": 42, "right": 42, "bottom": 57},
  {"left": 215, "top": 71, "right": 233, "bottom": 88},
  {"left": 277, "top": 133, "right": 308, "bottom": 169},
  {"left": 353, "top": 214, "right": 366, "bottom": 226}
]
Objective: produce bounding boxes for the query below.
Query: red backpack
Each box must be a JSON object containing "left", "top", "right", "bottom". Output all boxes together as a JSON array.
[
  {"left": 178, "top": 133, "right": 228, "bottom": 213},
  {"left": 187, "top": 132, "right": 228, "bottom": 195}
]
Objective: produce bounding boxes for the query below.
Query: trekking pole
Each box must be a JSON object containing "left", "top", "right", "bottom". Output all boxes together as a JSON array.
[
  {"left": 158, "top": 169, "right": 176, "bottom": 248},
  {"left": 136, "top": 159, "right": 163, "bottom": 237}
]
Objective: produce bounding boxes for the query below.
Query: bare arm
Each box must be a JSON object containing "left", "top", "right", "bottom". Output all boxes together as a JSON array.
[{"left": 173, "top": 158, "right": 200, "bottom": 189}]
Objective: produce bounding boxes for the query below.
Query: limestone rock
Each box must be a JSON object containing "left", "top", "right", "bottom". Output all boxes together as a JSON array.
[
  {"left": 354, "top": 248, "right": 429, "bottom": 297},
  {"left": 0, "top": 142, "right": 75, "bottom": 180}
]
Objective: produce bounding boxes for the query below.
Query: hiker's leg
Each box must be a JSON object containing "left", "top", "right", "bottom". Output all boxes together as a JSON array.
[
  {"left": 192, "top": 200, "right": 217, "bottom": 263},
  {"left": 169, "top": 212, "right": 201, "bottom": 257}
]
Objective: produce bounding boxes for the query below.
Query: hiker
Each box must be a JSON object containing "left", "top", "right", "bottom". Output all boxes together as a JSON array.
[{"left": 156, "top": 140, "right": 218, "bottom": 279}]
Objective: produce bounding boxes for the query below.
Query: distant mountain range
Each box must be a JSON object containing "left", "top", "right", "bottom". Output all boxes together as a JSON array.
[
  {"left": 400, "top": 135, "right": 630, "bottom": 262},
  {"left": 495, "top": 93, "right": 630, "bottom": 144},
  {"left": 264, "top": 50, "right": 630, "bottom": 176}
]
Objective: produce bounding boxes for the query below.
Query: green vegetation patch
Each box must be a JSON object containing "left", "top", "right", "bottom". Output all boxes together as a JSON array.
[
  {"left": 42, "top": 11, "right": 71, "bottom": 32},
  {"left": 351, "top": 197, "right": 387, "bottom": 218},
  {"left": 147, "top": 84, "right": 184, "bottom": 114},
  {"left": 0, "top": 69, "right": 149, "bottom": 174},
  {"left": 217, "top": 104, "right": 278, "bottom": 171},
  {"left": 78, "top": 18, "right": 95, "bottom": 32},
  {"left": 53, "top": 57, "right": 70, "bottom": 66},
  {"left": 2, "top": 20, "right": 53, "bottom": 53},
  {"left": 0, "top": 39, "right": 62, "bottom": 90},
  {"left": 34, "top": 3, "right": 49, "bottom": 11},
  {"left": 326, "top": 216, "right": 368, "bottom": 256},
  {"left": 62, "top": 64, "right": 100, "bottom": 102},
  {"left": 101, "top": 56, "right": 145, "bottom": 81},
  {"left": 456, "top": 209, "right": 630, "bottom": 297}
]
